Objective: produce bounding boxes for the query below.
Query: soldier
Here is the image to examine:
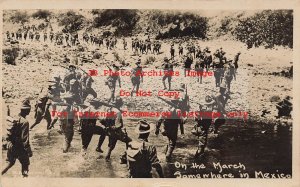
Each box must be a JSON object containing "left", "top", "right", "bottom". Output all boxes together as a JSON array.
[
  {"left": 130, "top": 59, "right": 143, "bottom": 96},
  {"left": 170, "top": 44, "right": 175, "bottom": 60},
  {"left": 43, "top": 31, "right": 47, "bottom": 42},
  {"left": 58, "top": 94, "right": 76, "bottom": 153},
  {"left": 97, "top": 96, "right": 131, "bottom": 161},
  {"left": 6, "top": 31, "right": 10, "bottom": 40},
  {"left": 162, "top": 57, "right": 173, "bottom": 90},
  {"left": 2, "top": 99, "right": 32, "bottom": 177},
  {"left": 178, "top": 43, "right": 183, "bottom": 56},
  {"left": 47, "top": 76, "right": 65, "bottom": 129},
  {"left": 80, "top": 96, "right": 107, "bottom": 155},
  {"left": 212, "top": 53, "right": 224, "bottom": 87},
  {"left": 192, "top": 97, "right": 214, "bottom": 158},
  {"left": 233, "top": 52, "right": 241, "bottom": 78},
  {"left": 120, "top": 120, "right": 164, "bottom": 178},
  {"left": 204, "top": 47, "right": 212, "bottom": 71},
  {"left": 63, "top": 65, "right": 77, "bottom": 92},
  {"left": 213, "top": 83, "right": 230, "bottom": 134},
  {"left": 29, "top": 86, "right": 52, "bottom": 130},
  {"left": 184, "top": 52, "right": 193, "bottom": 77},
  {"left": 68, "top": 78, "right": 82, "bottom": 105},
  {"left": 106, "top": 64, "right": 121, "bottom": 102},
  {"left": 35, "top": 31, "right": 40, "bottom": 42},
  {"left": 81, "top": 72, "right": 97, "bottom": 101},
  {"left": 195, "top": 55, "right": 205, "bottom": 83},
  {"left": 155, "top": 100, "right": 184, "bottom": 162},
  {"left": 223, "top": 60, "right": 235, "bottom": 92},
  {"left": 50, "top": 31, "right": 54, "bottom": 43}
]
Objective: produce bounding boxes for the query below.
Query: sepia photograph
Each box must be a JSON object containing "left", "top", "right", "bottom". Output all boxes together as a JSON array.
[{"left": 1, "top": 1, "right": 299, "bottom": 186}]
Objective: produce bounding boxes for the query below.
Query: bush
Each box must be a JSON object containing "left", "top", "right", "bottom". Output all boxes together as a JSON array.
[
  {"left": 153, "top": 11, "right": 209, "bottom": 39},
  {"left": 10, "top": 11, "right": 29, "bottom": 24},
  {"left": 93, "top": 10, "right": 139, "bottom": 36},
  {"left": 32, "top": 10, "right": 52, "bottom": 20},
  {"left": 3, "top": 47, "right": 20, "bottom": 65},
  {"left": 58, "top": 11, "right": 85, "bottom": 33},
  {"left": 234, "top": 10, "right": 293, "bottom": 48}
]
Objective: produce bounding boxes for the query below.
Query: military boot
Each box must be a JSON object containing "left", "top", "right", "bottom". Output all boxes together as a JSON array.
[{"left": 165, "top": 146, "right": 174, "bottom": 162}]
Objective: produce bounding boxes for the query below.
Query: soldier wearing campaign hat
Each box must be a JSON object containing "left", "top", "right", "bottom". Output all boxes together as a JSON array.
[
  {"left": 162, "top": 57, "right": 173, "bottom": 91},
  {"left": 155, "top": 100, "right": 184, "bottom": 162},
  {"left": 120, "top": 120, "right": 164, "bottom": 178},
  {"left": 130, "top": 58, "right": 143, "bottom": 96},
  {"left": 59, "top": 93, "right": 76, "bottom": 153},
  {"left": 80, "top": 96, "right": 107, "bottom": 155},
  {"left": 192, "top": 95, "right": 215, "bottom": 158},
  {"left": 97, "top": 96, "right": 130, "bottom": 161},
  {"left": 2, "top": 99, "right": 32, "bottom": 177},
  {"left": 213, "top": 83, "right": 230, "bottom": 134}
]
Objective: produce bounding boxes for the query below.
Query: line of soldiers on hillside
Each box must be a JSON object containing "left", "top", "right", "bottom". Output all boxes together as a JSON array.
[
  {"left": 2, "top": 54, "right": 234, "bottom": 178},
  {"left": 131, "top": 37, "right": 162, "bottom": 55}
]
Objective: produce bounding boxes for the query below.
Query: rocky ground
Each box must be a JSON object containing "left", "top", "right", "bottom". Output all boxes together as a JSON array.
[{"left": 1, "top": 37, "right": 293, "bottom": 177}]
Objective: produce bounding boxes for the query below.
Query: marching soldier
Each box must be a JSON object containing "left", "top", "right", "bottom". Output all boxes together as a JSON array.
[
  {"left": 130, "top": 59, "right": 143, "bottom": 96},
  {"left": 203, "top": 47, "right": 212, "bottom": 71},
  {"left": 184, "top": 52, "right": 193, "bottom": 77},
  {"left": 81, "top": 72, "right": 97, "bottom": 101},
  {"left": 2, "top": 99, "right": 32, "bottom": 177},
  {"left": 80, "top": 96, "right": 107, "bottom": 155},
  {"left": 195, "top": 55, "right": 205, "bottom": 83},
  {"left": 162, "top": 57, "right": 173, "bottom": 91},
  {"left": 233, "top": 52, "right": 241, "bottom": 78},
  {"left": 63, "top": 65, "right": 77, "bottom": 92},
  {"left": 223, "top": 60, "right": 235, "bottom": 92},
  {"left": 106, "top": 64, "right": 121, "bottom": 102},
  {"left": 29, "top": 86, "right": 52, "bottom": 130},
  {"left": 192, "top": 96, "right": 214, "bottom": 158},
  {"left": 97, "top": 96, "right": 131, "bottom": 161},
  {"left": 178, "top": 43, "right": 183, "bottom": 56},
  {"left": 155, "top": 100, "right": 184, "bottom": 162},
  {"left": 170, "top": 44, "right": 175, "bottom": 60},
  {"left": 58, "top": 94, "right": 76, "bottom": 153},
  {"left": 213, "top": 83, "right": 230, "bottom": 134},
  {"left": 120, "top": 120, "right": 164, "bottom": 178}
]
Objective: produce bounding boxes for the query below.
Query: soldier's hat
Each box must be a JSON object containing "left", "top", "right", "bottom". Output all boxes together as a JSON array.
[
  {"left": 134, "top": 120, "right": 155, "bottom": 134},
  {"left": 237, "top": 51, "right": 241, "bottom": 54},
  {"left": 284, "top": 95, "right": 291, "bottom": 101},
  {"left": 20, "top": 99, "right": 31, "bottom": 110},
  {"left": 164, "top": 57, "right": 169, "bottom": 62},
  {"left": 69, "top": 64, "right": 76, "bottom": 69},
  {"left": 204, "top": 95, "right": 215, "bottom": 105}
]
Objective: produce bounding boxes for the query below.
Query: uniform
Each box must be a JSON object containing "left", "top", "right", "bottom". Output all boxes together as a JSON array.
[
  {"left": 82, "top": 75, "right": 97, "bottom": 100},
  {"left": 106, "top": 67, "right": 121, "bottom": 102},
  {"left": 162, "top": 59, "right": 173, "bottom": 90},
  {"left": 80, "top": 104, "right": 106, "bottom": 153},
  {"left": 131, "top": 62, "right": 143, "bottom": 95},
  {"left": 156, "top": 107, "right": 184, "bottom": 161},
  {"left": 126, "top": 141, "right": 161, "bottom": 178},
  {"left": 2, "top": 99, "right": 32, "bottom": 177},
  {"left": 30, "top": 92, "right": 52, "bottom": 130},
  {"left": 184, "top": 54, "right": 193, "bottom": 77}
]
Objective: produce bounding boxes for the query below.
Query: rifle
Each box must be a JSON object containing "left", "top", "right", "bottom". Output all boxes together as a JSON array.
[{"left": 157, "top": 96, "right": 179, "bottom": 109}]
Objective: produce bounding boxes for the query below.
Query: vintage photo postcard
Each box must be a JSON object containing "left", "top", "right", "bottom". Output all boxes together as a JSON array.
[{"left": 1, "top": 0, "right": 300, "bottom": 187}]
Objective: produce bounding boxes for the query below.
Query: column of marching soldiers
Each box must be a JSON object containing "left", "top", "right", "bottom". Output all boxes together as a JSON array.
[{"left": 3, "top": 27, "right": 241, "bottom": 178}]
